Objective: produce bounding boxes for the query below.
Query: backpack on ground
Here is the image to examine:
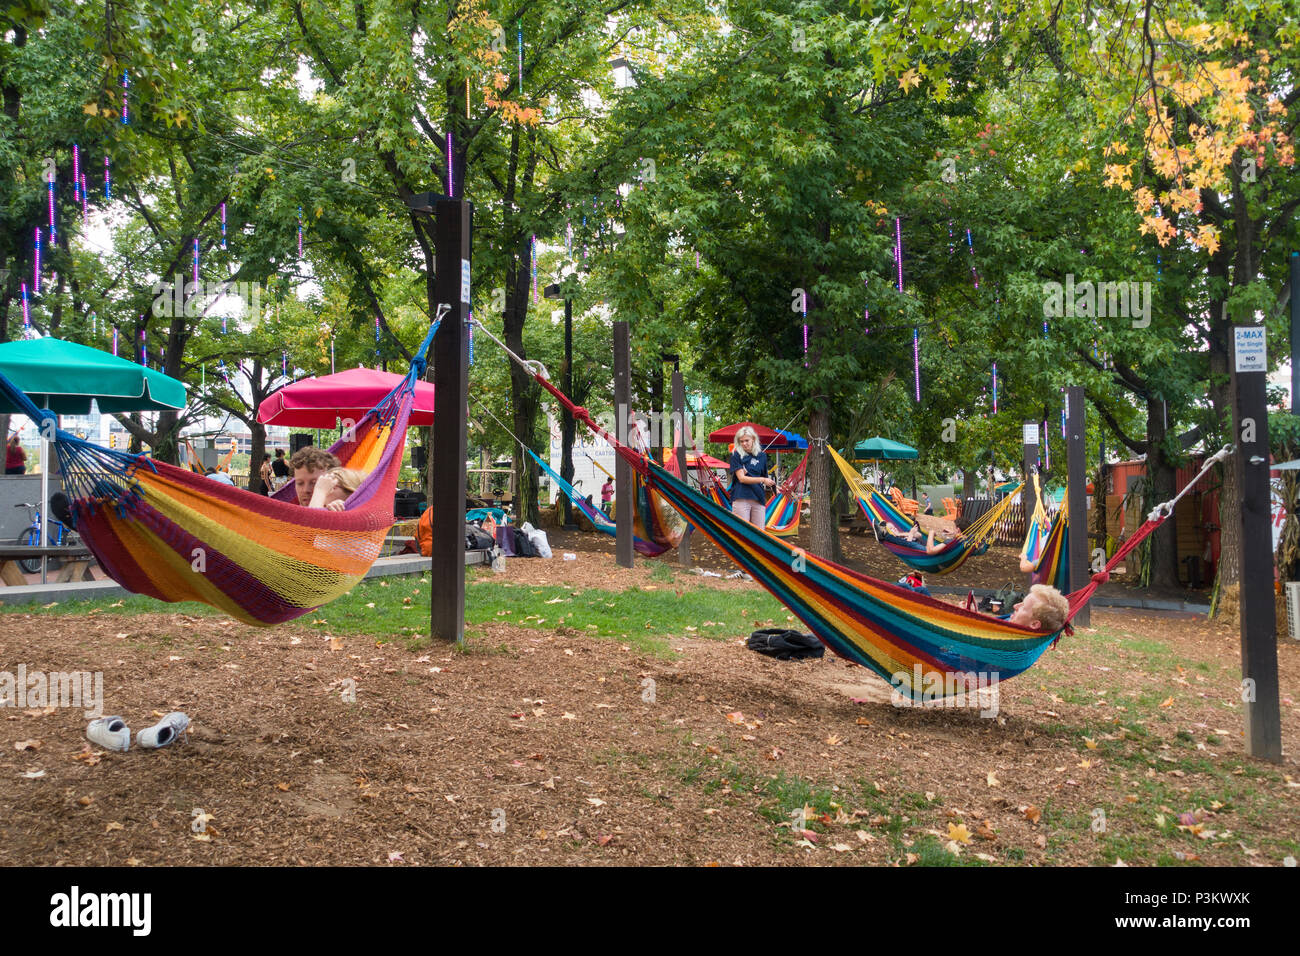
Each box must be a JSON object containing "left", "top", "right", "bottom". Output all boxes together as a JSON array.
[{"left": 746, "top": 628, "right": 825, "bottom": 661}]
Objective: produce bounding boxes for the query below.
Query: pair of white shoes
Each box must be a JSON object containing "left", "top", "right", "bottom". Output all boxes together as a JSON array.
[{"left": 86, "top": 712, "right": 190, "bottom": 752}]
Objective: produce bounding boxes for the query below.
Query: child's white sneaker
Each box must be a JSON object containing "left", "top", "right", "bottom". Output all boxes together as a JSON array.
[
  {"left": 86, "top": 716, "right": 131, "bottom": 752},
  {"left": 136, "top": 712, "right": 190, "bottom": 749}
]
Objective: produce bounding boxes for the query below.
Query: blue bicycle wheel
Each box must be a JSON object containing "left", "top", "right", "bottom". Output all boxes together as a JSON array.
[{"left": 16, "top": 527, "right": 40, "bottom": 574}]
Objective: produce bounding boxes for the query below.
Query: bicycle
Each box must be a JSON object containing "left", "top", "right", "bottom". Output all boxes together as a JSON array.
[{"left": 14, "top": 502, "right": 76, "bottom": 574}]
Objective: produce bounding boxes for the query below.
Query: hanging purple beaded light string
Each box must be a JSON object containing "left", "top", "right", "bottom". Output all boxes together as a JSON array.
[
  {"left": 20, "top": 283, "right": 30, "bottom": 331},
  {"left": 111, "top": 325, "right": 118, "bottom": 356},
  {"left": 193, "top": 238, "right": 200, "bottom": 286},
  {"left": 80, "top": 174, "right": 88, "bottom": 226},
  {"left": 531, "top": 234, "right": 538, "bottom": 302},
  {"left": 221, "top": 202, "right": 227, "bottom": 250},
  {"left": 297, "top": 206, "right": 303, "bottom": 257},
  {"left": 965, "top": 228, "right": 978, "bottom": 289},
  {"left": 33, "top": 228, "right": 41, "bottom": 293},
  {"left": 73, "top": 145, "right": 80, "bottom": 201},
  {"left": 992, "top": 362, "right": 998, "bottom": 413},
  {"left": 104, "top": 156, "right": 111, "bottom": 199}
]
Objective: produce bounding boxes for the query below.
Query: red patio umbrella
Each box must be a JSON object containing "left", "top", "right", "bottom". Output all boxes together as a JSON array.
[
  {"left": 706, "top": 421, "right": 782, "bottom": 444},
  {"left": 256, "top": 367, "right": 435, "bottom": 427}
]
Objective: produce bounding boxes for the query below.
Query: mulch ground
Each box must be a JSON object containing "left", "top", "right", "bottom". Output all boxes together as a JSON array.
[{"left": 0, "top": 525, "right": 1295, "bottom": 867}]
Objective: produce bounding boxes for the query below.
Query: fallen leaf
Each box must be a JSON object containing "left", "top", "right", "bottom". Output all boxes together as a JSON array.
[
  {"left": 20, "top": 769, "right": 45, "bottom": 779},
  {"left": 77, "top": 796, "right": 93, "bottom": 807},
  {"left": 275, "top": 782, "right": 291, "bottom": 792},
  {"left": 826, "top": 734, "right": 842, "bottom": 746},
  {"left": 1084, "top": 737, "right": 1098, "bottom": 750},
  {"left": 595, "top": 834, "right": 616, "bottom": 846},
  {"left": 105, "top": 822, "right": 124, "bottom": 833},
  {"left": 1021, "top": 805, "right": 1042, "bottom": 824},
  {"left": 1159, "top": 697, "right": 1175, "bottom": 708},
  {"left": 725, "top": 711, "right": 745, "bottom": 724},
  {"left": 387, "top": 851, "right": 404, "bottom": 863},
  {"left": 587, "top": 797, "right": 607, "bottom": 807},
  {"left": 14, "top": 739, "right": 40, "bottom": 751},
  {"left": 986, "top": 771, "right": 1000, "bottom": 787},
  {"left": 329, "top": 637, "right": 344, "bottom": 651},
  {"left": 947, "top": 822, "right": 973, "bottom": 844},
  {"left": 192, "top": 833, "right": 211, "bottom": 842}
]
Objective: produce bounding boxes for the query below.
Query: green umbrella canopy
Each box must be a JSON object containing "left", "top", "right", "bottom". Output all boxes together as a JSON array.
[
  {"left": 0, "top": 337, "right": 187, "bottom": 415},
  {"left": 848, "top": 436, "right": 918, "bottom": 461}
]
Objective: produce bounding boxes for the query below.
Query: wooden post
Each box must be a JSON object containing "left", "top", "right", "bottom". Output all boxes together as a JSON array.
[
  {"left": 1022, "top": 421, "right": 1039, "bottom": 590},
  {"left": 613, "top": 321, "right": 633, "bottom": 569},
  {"left": 430, "top": 199, "right": 471, "bottom": 644},
  {"left": 672, "top": 366, "right": 692, "bottom": 566},
  {"left": 560, "top": 296, "right": 576, "bottom": 528},
  {"left": 1229, "top": 321, "right": 1283, "bottom": 761},
  {"left": 1291, "top": 252, "right": 1299, "bottom": 415},
  {"left": 1066, "top": 386, "right": 1089, "bottom": 625}
]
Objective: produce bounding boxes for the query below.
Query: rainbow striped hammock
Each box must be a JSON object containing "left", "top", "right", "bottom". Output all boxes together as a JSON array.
[
  {"left": 520, "top": 365, "right": 1214, "bottom": 698},
  {"left": 0, "top": 323, "right": 441, "bottom": 626},
  {"left": 525, "top": 447, "right": 671, "bottom": 556},
  {"left": 828, "top": 445, "right": 1022, "bottom": 575},
  {"left": 764, "top": 448, "right": 808, "bottom": 537},
  {"left": 1021, "top": 477, "right": 1070, "bottom": 592}
]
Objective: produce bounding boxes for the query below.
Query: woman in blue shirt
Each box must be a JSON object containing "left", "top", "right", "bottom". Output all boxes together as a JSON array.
[{"left": 729, "top": 426, "right": 775, "bottom": 528}]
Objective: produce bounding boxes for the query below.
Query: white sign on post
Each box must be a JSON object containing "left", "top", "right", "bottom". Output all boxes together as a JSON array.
[
  {"left": 460, "top": 259, "right": 471, "bottom": 305},
  {"left": 1234, "top": 326, "right": 1267, "bottom": 372},
  {"left": 1022, "top": 423, "right": 1039, "bottom": 446}
]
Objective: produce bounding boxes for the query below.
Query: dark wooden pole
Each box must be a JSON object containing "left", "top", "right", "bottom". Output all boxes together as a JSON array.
[
  {"left": 1291, "top": 251, "right": 1299, "bottom": 415},
  {"left": 672, "top": 366, "right": 692, "bottom": 566},
  {"left": 560, "top": 296, "right": 575, "bottom": 528},
  {"left": 1022, "top": 421, "right": 1039, "bottom": 590},
  {"left": 1066, "top": 386, "right": 1089, "bottom": 624},
  {"left": 1229, "top": 322, "right": 1283, "bottom": 761},
  {"left": 430, "top": 199, "right": 471, "bottom": 643},
  {"left": 614, "top": 321, "right": 633, "bottom": 568}
]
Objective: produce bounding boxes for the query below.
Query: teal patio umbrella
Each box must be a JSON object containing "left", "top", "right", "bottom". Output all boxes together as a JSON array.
[
  {"left": 0, "top": 337, "right": 187, "bottom": 581},
  {"left": 0, "top": 337, "right": 187, "bottom": 415},
  {"left": 849, "top": 436, "right": 918, "bottom": 462}
]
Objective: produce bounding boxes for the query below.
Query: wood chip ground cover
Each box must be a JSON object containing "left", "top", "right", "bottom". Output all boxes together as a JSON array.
[{"left": 0, "top": 531, "right": 1296, "bottom": 867}]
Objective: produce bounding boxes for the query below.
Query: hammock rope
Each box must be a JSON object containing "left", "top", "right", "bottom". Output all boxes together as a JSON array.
[
  {"left": 764, "top": 447, "right": 809, "bottom": 536},
  {"left": 475, "top": 318, "right": 1228, "bottom": 696}
]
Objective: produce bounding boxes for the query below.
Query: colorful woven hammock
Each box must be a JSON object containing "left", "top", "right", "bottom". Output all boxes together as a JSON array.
[
  {"left": 525, "top": 447, "right": 668, "bottom": 556},
  {"left": 764, "top": 448, "right": 808, "bottom": 537},
  {"left": 1022, "top": 476, "right": 1070, "bottom": 592},
  {"left": 829, "top": 446, "right": 1021, "bottom": 575},
  {"left": 0, "top": 323, "right": 440, "bottom": 626}
]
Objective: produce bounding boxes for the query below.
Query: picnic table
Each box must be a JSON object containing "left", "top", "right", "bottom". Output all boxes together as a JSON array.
[{"left": 0, "top": 545, "right": 95, "bottom": 586}]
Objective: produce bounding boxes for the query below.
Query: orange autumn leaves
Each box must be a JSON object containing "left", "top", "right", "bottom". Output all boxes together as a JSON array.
[
  {"left": 447, "top": 0, "right": 542, "bottom": 127},
  {"left": 1102, "top": 20, "right": 1294, "bottom": 254}
]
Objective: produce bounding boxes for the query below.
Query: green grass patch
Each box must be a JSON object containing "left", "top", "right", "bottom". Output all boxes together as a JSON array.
[{"left": 0, "top": 572, "right": 788, "bottom": 656}]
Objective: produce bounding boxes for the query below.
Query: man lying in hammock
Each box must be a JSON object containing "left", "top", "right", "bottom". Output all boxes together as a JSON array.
[
  {"left": 289, "top": 446, "right": 342, "bottom": 506},
  {"left": 1006, "top": 584, "right": 1069, "bottom": 632},
  {"left": 877, "top": 516, "right": 971, "bottom": 554}
]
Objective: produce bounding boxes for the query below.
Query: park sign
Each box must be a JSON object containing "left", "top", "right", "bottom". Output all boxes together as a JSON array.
[{"left": 1233, "top": 326, "right": 1267, "bottom": 373}]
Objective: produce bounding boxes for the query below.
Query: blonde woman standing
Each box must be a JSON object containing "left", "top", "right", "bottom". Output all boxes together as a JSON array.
[{"left": 728, "top": 426, "right": 775, "bottom": 528}]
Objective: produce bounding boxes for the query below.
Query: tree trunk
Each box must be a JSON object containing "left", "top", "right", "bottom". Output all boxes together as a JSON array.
[
  {"left": 807, "top": 405, "right": 835, "bottom": 559},
  {"left": 504, "top": 251, "right": 539, "bottom": 525},
  {"left": 962, "top": 469, "right": 976, "bottom": 500},
  {"left": 1206, "top": 248, "right": 1239, "bottom": 600},
  {"left": 1146, "top": 394, "right": 1180, "bottom": 589}
]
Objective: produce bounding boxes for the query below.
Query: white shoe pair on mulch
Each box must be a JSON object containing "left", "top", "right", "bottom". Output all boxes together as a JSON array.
[{"left": 85, "top": 712, "right": 190, "bottom": 752}]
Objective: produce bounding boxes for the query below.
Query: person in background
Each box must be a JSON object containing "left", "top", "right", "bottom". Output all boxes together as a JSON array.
[
  {"left": 600, "top": 476, "right": 615, "bottom": 514},
  {"left": 920, "top": 491, "right": 933, "bottom": 515},
  {"left": 290, "top": 446, "right": 342, "bottom": 506},
  {"left": 5, "top": 435, "right": 26, "bottom": 475},
  {"left": 259, "top": 456, "right": 275, "bottom": 495},
  {"left": 205, "top": 467, "right": 236, "bottom": 486},
  {"left": 729, "top": 425, "right": 774, "bottom": 529},
  {"left": 271, "top": 448, "right": 291, "bottom": 484}
]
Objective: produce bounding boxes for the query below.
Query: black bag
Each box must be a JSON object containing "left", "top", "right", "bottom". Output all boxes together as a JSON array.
[
  {"left": 512, "top": 527, "right": 539, "bottom": 558},
  {"left": 465, "top": 523, "right": 495, "bottom": 551},
  {"left": 746, "top": 628, "right": 825, "bottom": 661}
]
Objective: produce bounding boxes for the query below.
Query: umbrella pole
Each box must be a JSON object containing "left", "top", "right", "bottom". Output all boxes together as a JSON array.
[{"left": 40, "top": 400, "right": 49, "bottom": 585}]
